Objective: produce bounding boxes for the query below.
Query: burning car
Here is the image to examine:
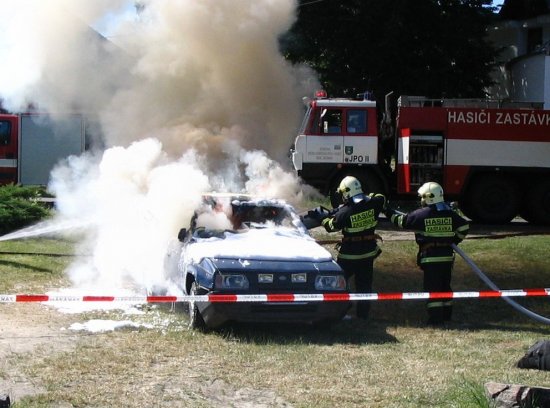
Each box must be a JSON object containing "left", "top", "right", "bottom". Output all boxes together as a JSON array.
[{"left": 167, "top": 195, "right": 350, "bottom": 330}]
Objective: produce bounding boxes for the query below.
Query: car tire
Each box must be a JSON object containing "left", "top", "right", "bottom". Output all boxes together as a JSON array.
[{"left": 188, "top": 281, "right": 207, "bottom": 331}]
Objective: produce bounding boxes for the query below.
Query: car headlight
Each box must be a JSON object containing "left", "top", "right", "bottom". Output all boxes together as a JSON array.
[
  {"left": 291, "top": 273, "right": 307, "bottom": 283},
  {"left": 258, "top": 273, "right": 273, "bottom": 283},
  {"left": 314, "top": 275, "right": 346, "bottom": 290},
  {"left": 215, "top": 274, "right": 250, "bottom": 290}
]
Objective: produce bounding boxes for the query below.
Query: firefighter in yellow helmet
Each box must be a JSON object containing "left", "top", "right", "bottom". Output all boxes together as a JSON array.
[
  {"left": 321, "top": 175, "right": 387, "bottom": 320},
  {"left": 386, "top": 182, "right": 469, "bottom": 325}
]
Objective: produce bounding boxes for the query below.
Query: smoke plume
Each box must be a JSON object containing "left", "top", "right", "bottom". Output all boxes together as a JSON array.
[{"left": 0, "top": 0, "right": 321, "bottom": 294}]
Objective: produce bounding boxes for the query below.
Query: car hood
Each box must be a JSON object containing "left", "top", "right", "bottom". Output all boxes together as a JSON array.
[{"left": 185, "top": 228, "right": 333, "bottom": 262}]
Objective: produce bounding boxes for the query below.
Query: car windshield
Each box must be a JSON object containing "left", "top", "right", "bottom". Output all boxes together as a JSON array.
[{"left": 190, "top": 198, "right": 307, "bottom": 239}]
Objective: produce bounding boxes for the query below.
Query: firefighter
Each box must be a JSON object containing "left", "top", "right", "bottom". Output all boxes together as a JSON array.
[
  {"left": 385, "top": 182, "right": 469, "bottom": 325},
  {"left": 319, "top": 176, "right": 386, "bottom": 320}
]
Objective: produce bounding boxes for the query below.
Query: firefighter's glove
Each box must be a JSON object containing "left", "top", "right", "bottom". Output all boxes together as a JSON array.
[
  {"left": 384, "top": 207, "right": 396, "bottom": 220},
  {"left": 308, "top": 206, "right": 330, "bottom": 221},
  {"left": 450, "top": 201, "right": 466, "bottom": 217}
]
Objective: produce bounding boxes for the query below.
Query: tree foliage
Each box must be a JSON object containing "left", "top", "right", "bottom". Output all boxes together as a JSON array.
[
  {"left": 0, "top": 185, "right": 51, "bottom": 235},
  {"left": 282, "top": 0, "right": 499, "bottom": 101},
  {"left": 499, "top": 0, "right": 549, "bottom": 19}
]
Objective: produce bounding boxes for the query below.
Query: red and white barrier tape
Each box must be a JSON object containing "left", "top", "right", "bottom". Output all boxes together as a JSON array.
[{"left": 1, "top": 288, "right": 549, "bottom": 303}]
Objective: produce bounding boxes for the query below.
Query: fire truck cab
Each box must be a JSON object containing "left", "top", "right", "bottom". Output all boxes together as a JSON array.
[{"left": 292, "top": 91, "right": 550, "bottom": 225}]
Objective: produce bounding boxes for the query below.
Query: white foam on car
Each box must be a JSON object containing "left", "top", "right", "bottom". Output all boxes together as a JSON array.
[{"left": 186, "top": 227, "right": 333, "bottom": 262}]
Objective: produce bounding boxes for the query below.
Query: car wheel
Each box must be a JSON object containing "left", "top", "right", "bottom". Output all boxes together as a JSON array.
[{"left": 188, "top": 281, "right": 207, "bottom": 331}]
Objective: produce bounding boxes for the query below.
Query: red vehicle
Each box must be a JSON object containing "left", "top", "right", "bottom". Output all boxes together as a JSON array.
[
  {"left": 291, "top": 91, "right": 550, "bottom": 225},
  {"left": 0, "top": 113, "right": 86, "bottom": 186}
]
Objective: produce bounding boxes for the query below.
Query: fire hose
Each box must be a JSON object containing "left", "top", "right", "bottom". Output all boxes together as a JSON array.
[
  {"left": 452, "top": 243, "right": 550, "bottom": 325},
  {"left": 302, "top": 206, "right": 550, "bottom": 324}
]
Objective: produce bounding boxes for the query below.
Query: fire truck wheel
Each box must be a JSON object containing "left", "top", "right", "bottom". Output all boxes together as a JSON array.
[
  {"left": 329, "top": 171, "right": 383, "bottom": 208},
  {"left": 524, "top": 179, "right": 550, "bottom": 225},
  {"left": 465, "top": 175, "right": 520, "bottom": 224}
]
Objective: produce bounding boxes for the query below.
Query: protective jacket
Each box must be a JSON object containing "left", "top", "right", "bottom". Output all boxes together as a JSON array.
[
  {"left": 388, "top": 203, "right": 469, "bottom": 264},
  {"left": 387, "top": 202, "right": 469, "bottom": 324},
  {"left": 322, "top": 193, "right": 386, "bottom": 260}
]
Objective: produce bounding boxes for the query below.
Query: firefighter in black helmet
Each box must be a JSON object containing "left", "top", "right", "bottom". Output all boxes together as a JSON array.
[
  {"left": 386, "top": 182, "right": 469, "bottom": 325},
  {"left": 321, "top": 176, "right": 386, "bottom": 320}
]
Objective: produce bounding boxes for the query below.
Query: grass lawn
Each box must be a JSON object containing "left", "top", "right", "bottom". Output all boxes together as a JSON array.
[{"left": 1, "top": 235, "right": 550, "bottom": 407}]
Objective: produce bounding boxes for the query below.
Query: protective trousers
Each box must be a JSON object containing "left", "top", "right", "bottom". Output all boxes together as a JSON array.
[
  {"left": 337, "top": 257, "right": 374, "bottom": 319},
  {"left": 422, "top": 262, "right": 453, "bottom": 325}
]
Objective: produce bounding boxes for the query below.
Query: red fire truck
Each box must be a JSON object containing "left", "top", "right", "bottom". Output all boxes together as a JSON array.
[
  {"left": 0, "top": 113, "right": 87, "bottom": 186},
  {"left": 291, "top": 91, "right": 550, "bottom": 225}
]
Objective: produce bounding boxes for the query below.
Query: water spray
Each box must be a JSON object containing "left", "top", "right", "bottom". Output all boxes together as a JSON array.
[{"left": 0, "top": 218, "right": 91, "bottom": 242}]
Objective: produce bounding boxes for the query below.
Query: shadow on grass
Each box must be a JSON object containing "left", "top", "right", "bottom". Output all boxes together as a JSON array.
[
  {"left": 371, "top": 297, "right": 550, "bottom": 334},
  {"left": 160, "top": 297, "right": 550, "bottom": 342},
  {"left": 0, "top": 259, "right": 53, "bottom": 273},
  {"left": 0, "top": 251, "right": 76, "bottom": 257},
  {"left": 210, "top": 318, "right": 399, "bottom": 346},
  {"left": 158, "top": 299, "right": 399, "bottom": 345},
  {"left": 151, "top": 300, "right": 400, "bottom": 345}
]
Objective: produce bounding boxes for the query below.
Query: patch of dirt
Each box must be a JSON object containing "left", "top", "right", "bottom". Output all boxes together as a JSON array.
[
  {"left": 0, "top": 303, "right": 294, "bottom": 407},
  {"left": 0, "top": 304, "right": 80, "bottom": 401},
  {"left": 200, "top": 378, "right": 292, "bottom": 408}
]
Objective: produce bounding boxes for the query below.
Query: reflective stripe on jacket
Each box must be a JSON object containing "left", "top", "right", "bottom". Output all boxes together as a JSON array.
[
  {"left": 322, "top": 193, "right": 386, "bottom": 260},
  {"left": 390, "top": 204, "right": 469, "bottom": 264}
]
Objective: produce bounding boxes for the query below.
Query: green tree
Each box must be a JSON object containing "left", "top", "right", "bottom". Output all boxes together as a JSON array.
[
  {"left": 499, "top": 0, "right": 549, "bottom": 19},
  {"left": 282, "top": 0, "right": 499, "bottom": 101},
  {"left": 0, "top": 185, "right": 51, "bottom": 235}
]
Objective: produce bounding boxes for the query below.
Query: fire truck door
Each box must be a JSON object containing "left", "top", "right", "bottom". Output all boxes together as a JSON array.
[
  {"left": 304, "top": 108, "right": 344, "bottom": 163},
  {"left": 342, "top": 109, "right": 377, "bottom": 164}
]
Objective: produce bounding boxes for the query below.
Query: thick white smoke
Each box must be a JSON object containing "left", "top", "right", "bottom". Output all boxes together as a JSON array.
[{"left": 0, "top": 0, "right": 321, "bottom": 294}]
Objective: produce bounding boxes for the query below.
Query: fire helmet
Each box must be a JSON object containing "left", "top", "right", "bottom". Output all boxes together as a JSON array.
[
  {"left": 418, "top": 182, "right": 444, "bottom": 206},
  {"left": 337, "top": 176, "right": 363, "bottom": 201}
]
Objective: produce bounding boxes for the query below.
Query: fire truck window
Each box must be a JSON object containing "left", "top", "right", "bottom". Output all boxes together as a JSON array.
[
  {"left": 347, "top": 110, "right": 367, "bottom": 134},
  {"left": 0, "top": 121, "right": 10, "bottom": 145},
  {"left": 310, "top": 109, "right": 322, "bottom": 134},
  {"left": 322, "top": 109, "right": 342, "bottom": 134}
]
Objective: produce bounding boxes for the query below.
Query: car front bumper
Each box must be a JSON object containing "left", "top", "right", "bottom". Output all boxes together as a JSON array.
[{"left": 197, "top": 299, "right": 351, "bottom": 328}]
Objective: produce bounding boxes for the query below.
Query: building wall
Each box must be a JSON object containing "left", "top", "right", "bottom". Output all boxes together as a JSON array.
[
  {"left": 487, "top": 12, "right": 550, "bottom": 107},
  {"left": 510, "top": 53, "right": 545, "bottom": 102}
]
